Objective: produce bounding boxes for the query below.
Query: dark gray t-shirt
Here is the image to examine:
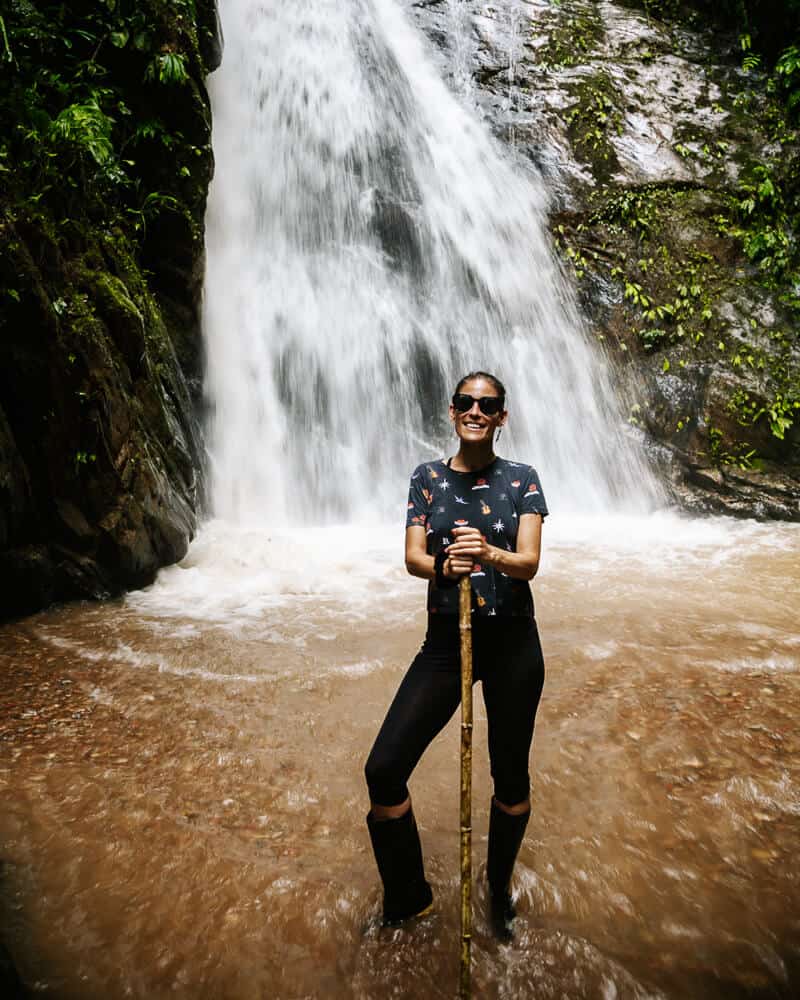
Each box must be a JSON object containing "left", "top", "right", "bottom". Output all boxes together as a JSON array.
[{"left": 406, "top": 457, "right": 548, "bottom": 618}]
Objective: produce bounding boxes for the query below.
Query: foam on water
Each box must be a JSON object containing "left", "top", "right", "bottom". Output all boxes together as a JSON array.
[
  {"left": 709, "top": 655, "right": 799, "bottom": 674},
  {"left": 127, "top": 511, "right": 800, "bottom": 625},
  {"left": 126, "top": 518, "right": 419, "bottom": 624},
  {"left": 42, "top": 631, "right": 387, "bottom": 685}
]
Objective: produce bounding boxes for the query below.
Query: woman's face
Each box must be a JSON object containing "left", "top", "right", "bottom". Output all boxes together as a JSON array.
[{"left": 449, "top": 377, "right": 507, "bottom": 446}]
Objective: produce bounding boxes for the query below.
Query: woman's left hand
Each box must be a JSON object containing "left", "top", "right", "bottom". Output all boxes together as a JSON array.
[{"left": 447, "top": 526, "right": 493, "bottom": 566}]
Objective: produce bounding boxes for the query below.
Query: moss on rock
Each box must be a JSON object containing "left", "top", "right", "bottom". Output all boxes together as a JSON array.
[{"left": 0, "top": 1, "right": 220, "bottom": 618}]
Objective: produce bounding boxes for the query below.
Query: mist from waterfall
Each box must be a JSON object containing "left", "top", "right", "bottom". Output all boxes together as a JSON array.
[{"left": 203, "top": 0, "right": 663, "bottom": 526}]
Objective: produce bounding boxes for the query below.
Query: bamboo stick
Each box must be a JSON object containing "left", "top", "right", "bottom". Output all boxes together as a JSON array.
[{"left": 458, "top": 575, "right": 473, "bottom": 999}]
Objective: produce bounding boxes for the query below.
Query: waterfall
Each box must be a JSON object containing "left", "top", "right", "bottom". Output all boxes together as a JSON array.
[{"left": 203, "top": 0, "right": 662, "bottom": 526}]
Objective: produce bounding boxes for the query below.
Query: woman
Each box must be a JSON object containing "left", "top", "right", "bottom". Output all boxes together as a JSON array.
[{"left": 364, "top": 371, "right": 548, "bottom": 940}]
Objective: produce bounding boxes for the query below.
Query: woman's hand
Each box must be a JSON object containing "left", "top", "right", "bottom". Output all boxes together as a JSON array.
[{"left": 444, "top": 526, "right": 491, "bottom": 577}]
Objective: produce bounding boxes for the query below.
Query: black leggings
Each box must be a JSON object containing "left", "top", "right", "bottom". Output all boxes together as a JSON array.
[{"left": 365, "top": 615, "right": 545, "bottom": 808}]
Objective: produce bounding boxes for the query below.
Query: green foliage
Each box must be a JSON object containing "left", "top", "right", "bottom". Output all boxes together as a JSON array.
[
  {"left": 0, "top": 1, "right": 208, "bottom": 230},
  {"left": 0, "top": 1, "right": 213, "bottom": 533},
  {"left": 775, "top": 44, "right": 800, "bottom": 114},
  {"left": 562, "top": 172, "right": 799, "bottom": 462},
  {"left": 540, "top": 12, "right": 603, "bottom": 70},
  {"left": 739, "top": 33, "right": 762, "bottom": 74},
  {"left": 730, "top": 389, "right": 800, "bottom": 440},
  {"left": 634, "top": 1, "right": 800, "bottom": 121},
  {"left": 707, "top": 427, "right": 760, "bottom": 470},
  {"left": 0, "top": 15, "right": 12, "bottom": 63},
  {"left": 764, "top": 395, "right": 800, "bottom": 439},
  {"left": 73, "top": 450, "right": 97, "bottom": 474},
  {"left": 719, "top": 159, "right": 800, "bottom": 292},
  {"left": 589, "top": 188, "right": 656, "bottom": 234},
  {"left": 563, "top": 89, "right": 624, "bottom": 186},
  {"left": 550, "top": 1, "right": 800, "bottom": 467},
  {"left": 50, "top": 95, "right": 114, "bottom": 166},
  {"left": 144, "top": 52, "right": 190, "bottom": 85},
  {"left": 566, "top": 78, "right": 624, "bottom": 173}
]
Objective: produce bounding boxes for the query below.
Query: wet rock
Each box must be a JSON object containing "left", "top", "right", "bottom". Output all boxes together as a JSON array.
[
  {"left": 0, "top": 405, "right": 31, "bottom": 551},
  {"left": 199, "top": 0, "right": 224, "bottom": 73},
  {"left": 409, "top": 0, "right": 800, "bottom": 519},
  {"left": 0, "top": 2, "right": 217, "bottom": 620},
  {"left": 678, "top": 462, "right": 800, "bottom": 520}
]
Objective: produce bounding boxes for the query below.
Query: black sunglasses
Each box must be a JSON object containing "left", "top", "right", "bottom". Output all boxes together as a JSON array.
[{"left": 452, "top": 393, "right": 505, "bottom": 416}]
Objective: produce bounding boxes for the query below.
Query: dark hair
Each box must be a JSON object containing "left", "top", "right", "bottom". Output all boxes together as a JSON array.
[{"left": 453, "top": 371, "right": 506, "bottom": 405}]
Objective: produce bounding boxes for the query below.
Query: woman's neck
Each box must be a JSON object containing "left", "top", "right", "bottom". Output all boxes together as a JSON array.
[{"left": 449, "top": 442, "right": 496, "bottom": 472}]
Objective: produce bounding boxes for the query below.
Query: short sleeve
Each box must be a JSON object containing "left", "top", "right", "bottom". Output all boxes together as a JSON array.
[
  {"left": 519, "top": 466, "right": 548, "bottom": 518},
  {"left": 405, "top": 465, "right": 432, "bottom": 529}
]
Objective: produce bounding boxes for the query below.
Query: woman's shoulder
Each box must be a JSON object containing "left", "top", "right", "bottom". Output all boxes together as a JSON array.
[
  {"left": 496, "top": 457, "right": 539, "bottom": 477},
  {"left": 497, "top": 459, "right": 548, "bottom": 512},
  {"left": 410, "top": 459, "right": 447, "bottom": 480}
]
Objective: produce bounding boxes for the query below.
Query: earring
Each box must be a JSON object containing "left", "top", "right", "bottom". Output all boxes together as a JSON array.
[{"left": 496, "top": 427, "right": 503, "bottom": 442}]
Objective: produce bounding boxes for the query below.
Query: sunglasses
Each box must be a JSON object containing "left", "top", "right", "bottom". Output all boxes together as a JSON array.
[{"left": 452, "top": 393, "right": 505, "bottom": 416}]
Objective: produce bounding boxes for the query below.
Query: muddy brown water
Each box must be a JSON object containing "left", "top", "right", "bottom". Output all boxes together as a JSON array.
[{"left": 1, "top": 516, "right": 799, "bottom": 999}]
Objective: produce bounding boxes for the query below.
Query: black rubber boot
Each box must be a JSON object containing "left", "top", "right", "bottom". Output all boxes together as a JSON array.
[
  {"left": 366, "top": 808, "right": 434, "bottom": 926},
  {"left": 486, "top": 799, "right": 530, "bottom": 942}
]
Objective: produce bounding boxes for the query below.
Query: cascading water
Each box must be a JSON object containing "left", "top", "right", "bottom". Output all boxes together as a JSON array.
[{"left": 203, "top": 0, "right": 663, "bottom": 526}]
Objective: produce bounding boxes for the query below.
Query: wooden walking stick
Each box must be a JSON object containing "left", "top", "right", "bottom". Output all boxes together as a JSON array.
[{"left": 458, "top": 575, "right": 473, "bottom": 998}]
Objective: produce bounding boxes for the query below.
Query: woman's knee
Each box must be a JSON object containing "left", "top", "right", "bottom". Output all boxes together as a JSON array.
[
  {"left": 493, "top": 771, "right": 530, "bottom": 809},
  {"left": 370, "top": 798, "right": 411, "bottom": 820},
  {"left": 494, "top": 795, "right": 530, "bottom": 816},
  {"left": 364, "top": 750, "right": 409, "bottom": 807}
]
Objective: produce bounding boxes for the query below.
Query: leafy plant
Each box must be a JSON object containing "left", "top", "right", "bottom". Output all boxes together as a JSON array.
[
  {"left": 49, "top": 94, "right": 114, "bottom": 166},
  {"left": 707, "top": 427, "right": 759, "bottom": 470},
  {"left": 728, "top": 388, "right": 799, "bottom": 441},
  {"left": 775, "top": 44, "right": 800, "bottom": 115},
  {"left": 740, "top": 34, "right": 762, "bottom": 74},
  {"left": 144, "top": 52, "right": 189, "bottom": 85},
  {"left": 73, "top": 450, "right": 97, "bottom": 473},
  {"left": 761, "top": 394, "right": 799, "bottom": 440}
]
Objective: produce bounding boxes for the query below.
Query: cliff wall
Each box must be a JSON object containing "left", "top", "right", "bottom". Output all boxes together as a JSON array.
[
  {"left": 0, "top": 1, "right": 221, "bottom": 619},
  {"left": 412, "top": 0, "right": 800, "bottom": 519}
]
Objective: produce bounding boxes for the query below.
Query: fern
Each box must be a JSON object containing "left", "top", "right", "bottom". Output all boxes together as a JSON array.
[{"left": 49, "top": 94, "right": 113, "bottom": 165}]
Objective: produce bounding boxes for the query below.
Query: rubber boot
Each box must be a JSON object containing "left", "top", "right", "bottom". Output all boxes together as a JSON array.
[
  {"left": 486, "top": 799, "right": 530, "bottom": 942},
  {"left": 366, "top": 808, "right": 434, "bottom": 926}
]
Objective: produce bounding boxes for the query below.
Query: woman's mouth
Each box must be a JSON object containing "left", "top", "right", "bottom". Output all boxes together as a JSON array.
[{"left": 464, "top": 421, "right": 484, "bottom": 430}]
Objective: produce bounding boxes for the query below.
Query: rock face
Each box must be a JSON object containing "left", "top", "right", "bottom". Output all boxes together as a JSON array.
[
  {"left": 0, "top": 2, "right": 222, "bottom": 620},
  {"left": 409, "top": 0, "right": 799, "bottom": 520}
]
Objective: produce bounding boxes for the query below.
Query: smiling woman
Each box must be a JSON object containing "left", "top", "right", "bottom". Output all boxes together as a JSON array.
[{"left": 364, "top": 372, "right": 549, "bottom": 940}]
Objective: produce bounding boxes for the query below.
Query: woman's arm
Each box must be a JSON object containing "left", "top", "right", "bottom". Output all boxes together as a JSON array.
[
  {"left": 445, "top": 515, "right": 543, "bottom": 581},
  {"left": 405, "top": 525, "right": 436, "bottom": 579}
]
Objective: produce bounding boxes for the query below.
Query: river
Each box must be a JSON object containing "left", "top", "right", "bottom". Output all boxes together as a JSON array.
[{"left": 2, "top": 514, "right": 798, "bottom": 998}]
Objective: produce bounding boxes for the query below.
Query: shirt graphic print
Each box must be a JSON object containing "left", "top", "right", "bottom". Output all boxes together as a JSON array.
[{"left": 405, "top": 457, "right": 548, "bottom": 618}]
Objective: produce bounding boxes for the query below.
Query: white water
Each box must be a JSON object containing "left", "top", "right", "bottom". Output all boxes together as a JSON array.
[
  {"left": 125, "top": 512, "right": 800, "bottom": 630},
  {"left": 202, "top": 0, "right": 662, "bottom": 528}
]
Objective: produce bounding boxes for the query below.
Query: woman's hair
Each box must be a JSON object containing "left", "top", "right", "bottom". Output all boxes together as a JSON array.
[{"left": 453, "top": 371, "right": 506, "bottom": 405}]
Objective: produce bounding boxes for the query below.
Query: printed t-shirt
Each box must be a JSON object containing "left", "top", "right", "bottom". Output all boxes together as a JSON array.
[{"left": 405, "top": 457, "right": 548, "bottom": 617}]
